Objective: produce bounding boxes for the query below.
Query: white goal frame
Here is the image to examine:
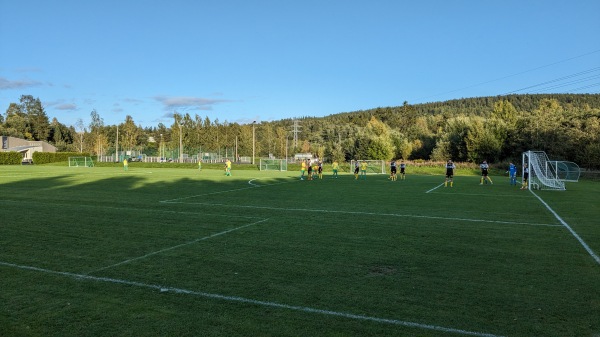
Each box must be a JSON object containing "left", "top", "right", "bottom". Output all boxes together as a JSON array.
[
  {"left": 69, "top": 156, "right": 94, "bottom": 168},
  {"left": 259, "top": 158, "right": 288, "bottom": 171},
  {"left": 350, "top": 160, "right": 386, "bottom": 174},
  {"left": 523, "top": 151, "right": 565, "bottom": 191}
]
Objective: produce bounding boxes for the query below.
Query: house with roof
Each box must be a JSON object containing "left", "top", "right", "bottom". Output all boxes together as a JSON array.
[{"left": 1, "top": 136, "right": 57, "bottom": 163}]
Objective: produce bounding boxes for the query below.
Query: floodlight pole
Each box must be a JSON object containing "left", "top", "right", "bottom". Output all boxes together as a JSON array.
[
  {"left": 178, "top": 123, "right": 183, "bottom": 163},
  {"left": 252, "top": 121, "right": 256, "bottom": 165}
]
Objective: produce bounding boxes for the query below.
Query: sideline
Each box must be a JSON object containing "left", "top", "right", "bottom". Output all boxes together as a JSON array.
[
  {"left": 530, "top": 190, "right": 600, "bottom": 265},
  {"left": 0, "top": 260, "right": 504, "bottom": 337}
]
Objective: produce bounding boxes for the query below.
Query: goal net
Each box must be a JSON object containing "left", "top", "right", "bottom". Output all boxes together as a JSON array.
[
  {"left": 69, "top": 156, "right": 94, "bottom": 168},
  {"left": 259, "top": 158, "right": 288, "bottom": 171},
  {"left": 350, "top": 160, "right": 386, "bottom": 174},
  {"left": 523, "top": 151, "right": 565, "bottom": 190},
  {"left": 550, "top": 161, "right": 581, "bottom": 182}
]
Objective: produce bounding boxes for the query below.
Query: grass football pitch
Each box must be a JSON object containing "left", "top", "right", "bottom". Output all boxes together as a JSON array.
[{"left": 1, "top": 165, "right": 599, "bottom": 337}]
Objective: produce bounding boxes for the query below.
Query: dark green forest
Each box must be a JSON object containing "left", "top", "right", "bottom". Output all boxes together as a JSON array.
[{"left": 2, "top": 94, "right": 600, "bottom": 169}]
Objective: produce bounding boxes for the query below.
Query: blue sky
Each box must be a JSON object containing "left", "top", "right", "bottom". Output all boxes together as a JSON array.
[{"left": 1, "top": 0, "right": 599, "bottom": 128}]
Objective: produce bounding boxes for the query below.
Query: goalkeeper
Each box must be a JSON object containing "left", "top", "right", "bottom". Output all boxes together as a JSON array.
[{"left": 506, "top": 162, "right": 517, "bottom": 185}]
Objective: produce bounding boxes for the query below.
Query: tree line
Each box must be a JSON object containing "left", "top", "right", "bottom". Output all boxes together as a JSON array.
[{"left": 2, "top": 94, "right": 600, "bottom": 169}]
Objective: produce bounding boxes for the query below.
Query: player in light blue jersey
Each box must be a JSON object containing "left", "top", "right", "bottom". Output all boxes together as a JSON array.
[{"left": 506, "top": 162, "right": 517, "bottom": 185}]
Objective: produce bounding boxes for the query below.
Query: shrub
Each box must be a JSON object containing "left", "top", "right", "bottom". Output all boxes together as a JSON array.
[{"left": 0, "top": 152, "right": 23, "bottom": 165}]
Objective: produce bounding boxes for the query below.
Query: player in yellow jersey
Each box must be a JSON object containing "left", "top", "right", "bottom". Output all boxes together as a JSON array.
[
  {"left": 360, "top": 161, "right": 368, "bottom": 180},
  {"left": 300, "top": 160, "right": 306, "bottom": 180},
  {"left": 332, "top": 160, "right": 339, "bottom": 178},
  {"left": 224, "top": 158, "right": 232, "bottom": 176},
  {"left": 123, "top": 158, "right": 128, "bottom": 171}
]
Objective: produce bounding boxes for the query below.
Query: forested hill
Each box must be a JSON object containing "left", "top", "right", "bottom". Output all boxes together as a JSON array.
[
  {"left": 315, "top": 93, "right": 600, "bottom": 125},
  {"left": 274, "top": 93, "right": 600, "bottom": 169}
]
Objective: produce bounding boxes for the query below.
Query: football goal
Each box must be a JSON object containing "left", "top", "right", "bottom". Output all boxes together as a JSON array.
[
  {"left": 350, "top": 160, "right": 386, "bottom": 174},
  {"left": 259, "top": 158, "right": 288, "bottom": 171},
  {"left": 522, "top": 151, "right": 565, "bottom": 190},
  {"left": 69, "top": 156, "right": 94, "bottom": 167}
]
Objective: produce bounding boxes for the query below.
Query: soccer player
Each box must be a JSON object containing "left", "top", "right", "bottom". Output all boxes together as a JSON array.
[
  {"left": 318, "top": 160, "right": 323, "bottom": 179},
  {"left": 354, "top": 161, "right": 360, "bottom": 180},
  {"left": 224, "top": 158, "right": 232, "bottom": 176},
  {"left": 444, "top": 160, "right": 455, "bottom": 187},
  {"left": 399, "top": 160, "right": 406, "bottom": 180},
  {"left": 307, "top": 160, "right": 313, "bottom": 180},
  {"left": 198, "top": 158, "right": 202, "bottom": 170},
  {"left": 312, "top": 162, "right": 319, "bottom": 180},
  {"left": 506, "top": 162, "right": 517, "bottom": 185},
  {"left": 479, "top": 160, "right": 493, "bottom": 185},
  {"left": 332, "top": 160, "right": 339, "bottom": 178},
  {"left": 300, "top": 160, "right": 307, "bottom": 180},
  {"left": 360, "top": 160, "right": 368, "bottom": 180},
  {"left": 123, "top": 158, "right": 128, "bottom": 171},
  {"left": 521, "top": 166, "right": 529, "bottom": 190},
  {"left": 389, "top": 160, "right": 397, "bottom": 181}
]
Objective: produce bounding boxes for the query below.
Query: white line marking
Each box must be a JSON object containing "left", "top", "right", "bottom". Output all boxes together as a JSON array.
[
  {"left": 89, "top": 218, "right": 270, "bottom": 273},
  {"left": 428, "top": 191, "right": 532, "bottom": 198},
  {"left": 0, "top": 199, "right": 263, "bottom": 220},
  {"left": 163, "top": 201, "right": 560, "bottom": 227},
  {"left": 248, "top": 178, "right": 261, "bottom": 186},
  {"left": 0, "top": 261, "right": 504, "bottom": 337},
  {"left": 160, "top": 186, "right": 259, "bottom": 202},
  {"left": 160, "top": 180, "right": 292, "bottom": 203},
  {"left": 426, "top": 183, "right": 444, "bottom": 193},
  {"left": 530, "top": 190, "right": 600, "bottom": 265}
]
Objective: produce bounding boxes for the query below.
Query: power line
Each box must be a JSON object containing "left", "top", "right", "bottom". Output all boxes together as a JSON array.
[
  {"left": 414, "top": 49, "right": 600, "bottom": 101},
  {"left": 504, "top": 66, "right": 600, "bottom": 94}
]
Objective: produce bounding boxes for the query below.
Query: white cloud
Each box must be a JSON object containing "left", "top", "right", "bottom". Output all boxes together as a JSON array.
[
  {"left": 153, "top": 95, "right": 234, "bottom": 111},
  {"left": 0, "top": 77, "right": 43, "bottom": 90}
]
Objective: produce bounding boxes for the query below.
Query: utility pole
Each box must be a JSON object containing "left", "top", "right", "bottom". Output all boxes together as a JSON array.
[{"left": 292, "top": 119, "right": 301, "bottom": 148}]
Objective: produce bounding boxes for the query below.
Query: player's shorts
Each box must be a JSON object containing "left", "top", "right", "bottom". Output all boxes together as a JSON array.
[
  {"left": 523, "top": 173, "right": 529, "bottom": 180},
  {"left": 354, "top": 168, "right": 359, "bottom": 174},
  {"left": 400, "top": 168, "right": 405, "bottom": 174},
  {"left": 318, "top": 167, "right": 322, "bottom": 173},
  {"left": 481, "top": 169, "right": 489, "bottom": 176},
  {"left": 391, "top": 167, "right": 397, "bottom": 174}
]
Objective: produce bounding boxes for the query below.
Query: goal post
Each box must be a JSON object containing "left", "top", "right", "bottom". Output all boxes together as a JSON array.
[
  {"left": 259, "top": 158, "right": 288, "bottom": 171},
  {"left": 522, "top": 151, "right": 565, "bottom": 190},
  {"left": 69, "top": 156, "right": 94, "bottom": 167},
  {"left": 349, "top": 160, "right": 386, "bottom": 174}
]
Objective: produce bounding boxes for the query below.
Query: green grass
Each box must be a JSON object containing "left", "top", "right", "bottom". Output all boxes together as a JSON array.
[{"left": 1, "top": 165, "right": 599, "bottom": 337}]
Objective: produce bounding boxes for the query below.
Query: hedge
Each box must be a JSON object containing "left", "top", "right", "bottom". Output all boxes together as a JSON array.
[
  {"left": 0, "top": 151, "right": 23, "bottom": 165},
  {"left": 32, "top": 152, "right": 92, "bottom": 164}
]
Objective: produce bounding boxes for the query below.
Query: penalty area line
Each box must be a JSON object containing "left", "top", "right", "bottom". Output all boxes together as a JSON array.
[
  {"left": 426, "top": 183, "right": 444, "bottom": 193},
  {"left": 164, "top": 201, "right": 560, "bottom": 227},
  {"left": 89, "top": 218, "right": 270, "bottom": 274},
  {"left": 0, "top": 261, "right": 504, "bottom": 337}
]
